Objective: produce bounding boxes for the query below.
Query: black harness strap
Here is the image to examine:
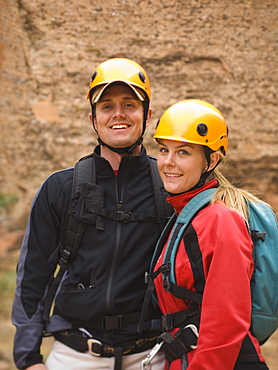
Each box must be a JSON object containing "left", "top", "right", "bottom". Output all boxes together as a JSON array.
[
  {"left": 77, "top": 205, "right": 168, "bottom": 225},
  {"left": 138, "top": 214, "right": 176, "bottom": 334},
  {"left": 183, "top": 224, "right": 205, "bottom": 295},
  {"left": 43, "top": 157, "right": 94, "bottom": 321},
  {"left": 148, "top": 156, "right": 173, "bottom": 230}
]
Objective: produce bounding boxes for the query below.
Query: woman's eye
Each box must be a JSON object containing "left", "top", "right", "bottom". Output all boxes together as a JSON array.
[
  {"left": 159, "top": 147, "right": 168, "bottom": 153},
  {"left": 179, "top": 149, "right": 188, "bottom": 155}
]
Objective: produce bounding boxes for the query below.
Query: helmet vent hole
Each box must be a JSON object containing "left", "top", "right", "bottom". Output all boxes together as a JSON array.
[
  {"left": 90, "top": 71, "right": 97, "bottom": 82},
  {"left": 138, "top": 71, "right": 146, "bottom": 83},
  {"left": 197, "top": 123, "right": 208, "bottom": 137}
]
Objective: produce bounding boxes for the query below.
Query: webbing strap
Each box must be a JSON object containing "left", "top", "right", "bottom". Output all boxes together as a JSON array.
[
  {"left": 158, "top": 325, "right": 198, "bottom": 362},
  {"left": 80, "top": 206, "right": 168, "bottom": 224},
  {"left": 114, "top": 347, "right": 122, "bottom": 370},
  {"left": 159, "top": 332, "right": 190, "bottom": 362},
  {"left": 138, "top": 215, "right": 177, "bottom": 333},
  {"left": 161, "top": 304, "right": 200, "bottom": 332},
  {"left": 43, "top": 200, "right": 89, "bottom": 321},
  {"left": 138, "top": 276, "right": 155, "bottom": 334},
  {"left": 162, "top": 188, "right": 218, "bottom": 301},
  {"left": 43, "top": 157, "right": 95, "bottom": 322},
  {"left": 74, "top": 154, "right": 95, "bottom": 187},
  {"left": 148, "top": 156, "right": 173, "bottom": 229},
  {"left": 165, "top": 279, "right": 202, "bottom": 304}
]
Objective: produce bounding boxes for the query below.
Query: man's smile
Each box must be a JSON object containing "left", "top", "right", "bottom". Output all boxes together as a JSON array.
[{"left": 110, "top": 123, "right": 130, "bottom": 129}]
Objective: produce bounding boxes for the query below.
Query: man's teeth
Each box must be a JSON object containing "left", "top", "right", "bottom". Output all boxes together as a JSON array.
[{"left": 111, "top": 124, "right": 128, "bottom": 129}]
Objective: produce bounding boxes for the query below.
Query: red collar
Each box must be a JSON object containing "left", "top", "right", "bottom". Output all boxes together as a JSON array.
[{"left": 167, "top": 178, "right": 219, "bottom": 214}]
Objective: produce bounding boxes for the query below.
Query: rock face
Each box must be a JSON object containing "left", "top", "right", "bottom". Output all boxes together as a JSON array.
[
  {"left": 1, "top": 3, "right": 278, "bottom": 368},
  {"left": 0, "top": 0, "right": 277, "bottom": 228}
]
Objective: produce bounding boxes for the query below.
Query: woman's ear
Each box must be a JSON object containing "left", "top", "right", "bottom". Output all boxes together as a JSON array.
[{"left": 208, "top": 151, "right": 220, "bottom": 171}]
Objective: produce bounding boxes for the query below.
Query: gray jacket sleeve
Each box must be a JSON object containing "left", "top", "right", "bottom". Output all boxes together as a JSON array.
[{"left": 12, "top": 169, "right": 72, "bottom": 369}]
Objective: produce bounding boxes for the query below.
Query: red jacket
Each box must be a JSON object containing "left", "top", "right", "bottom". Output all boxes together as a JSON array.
[{"left": 154, "top": 179, "right": 265, "bottom": 370}]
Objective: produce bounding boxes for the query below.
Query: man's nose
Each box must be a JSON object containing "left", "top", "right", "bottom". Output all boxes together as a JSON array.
[{"left": 113, "top": 103, "right": 125, "bottom": 117}]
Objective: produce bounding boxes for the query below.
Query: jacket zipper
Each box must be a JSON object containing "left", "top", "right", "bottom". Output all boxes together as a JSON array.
[{"left": 105, "top": 159, "right": 130, "bottom": 313}]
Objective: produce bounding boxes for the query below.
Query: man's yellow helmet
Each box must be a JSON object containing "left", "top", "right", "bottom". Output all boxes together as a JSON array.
[{"left": 87, "top": 58, "right": 151, "bottom": 103}]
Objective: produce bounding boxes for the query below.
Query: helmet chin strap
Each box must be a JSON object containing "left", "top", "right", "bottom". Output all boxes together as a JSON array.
[
  {"left": 97, "top": 136, "right": 143, "bottom": 155},
  {"left": 187, "top": 152, "right": 222, "bottom": 192}
]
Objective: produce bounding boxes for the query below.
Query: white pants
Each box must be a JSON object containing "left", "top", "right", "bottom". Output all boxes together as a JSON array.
[{"left": 46, "top": 340, "right": 165, "bottom": 370}]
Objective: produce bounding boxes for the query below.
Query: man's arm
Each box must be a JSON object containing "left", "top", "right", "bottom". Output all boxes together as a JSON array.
[{"left": 12, "top": 173, "right": 66, "bottom": 369}]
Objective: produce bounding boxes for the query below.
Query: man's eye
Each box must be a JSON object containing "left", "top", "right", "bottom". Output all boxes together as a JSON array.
[
  {"left": 124, "top": 102, "right": 134, "bottom": 108},
  {"left": 102, "top": 104, "right": 112, "bottom": 110}
]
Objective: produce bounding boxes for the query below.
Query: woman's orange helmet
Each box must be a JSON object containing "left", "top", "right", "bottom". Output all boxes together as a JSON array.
[{"left": 154, "top": 99, "right": 228, "bottom": 155}]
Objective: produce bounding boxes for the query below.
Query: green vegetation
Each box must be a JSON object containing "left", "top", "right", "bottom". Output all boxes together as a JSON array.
[
  {"left": 0, "top": 265, "right": 16, "bottom": 318},
  {"left": 0, "top": 193, "right": 17, "bottom": 211},
  {"left": 0, "top": 254, "right": 17, "bottom": 369}
]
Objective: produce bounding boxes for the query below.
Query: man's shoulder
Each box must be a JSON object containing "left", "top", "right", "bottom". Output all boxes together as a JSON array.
[
  {"left": 46, "top": 166, "right": 74, "bottom": 183},
  {"left": 41, "top": 167, "right": 74, "bottom": 197}
]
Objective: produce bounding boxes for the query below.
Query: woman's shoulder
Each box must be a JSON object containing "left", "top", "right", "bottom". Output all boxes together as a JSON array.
[{"left": 195, "top": 200, "right": 246, "bottom": 227}]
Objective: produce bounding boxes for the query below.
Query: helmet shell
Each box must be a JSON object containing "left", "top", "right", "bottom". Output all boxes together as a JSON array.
[
  {"left": 154, "top": 99, "right": 228, "bottom": 154},
  {"left": 87, "top": 58, "right": 151, "bottom": 101}
]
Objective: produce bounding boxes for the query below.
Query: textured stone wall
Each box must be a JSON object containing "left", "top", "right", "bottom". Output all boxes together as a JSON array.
[
  {"left": 0, "top": 0, "right": 277, "bottom": 228},
  {"left": 0, "top": 2, "right": 277, "bottom": 368}
]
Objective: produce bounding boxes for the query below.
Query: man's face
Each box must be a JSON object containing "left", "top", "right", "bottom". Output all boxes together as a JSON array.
[{"left": 92, "top": 84, "right": 147, "bottom": 149}]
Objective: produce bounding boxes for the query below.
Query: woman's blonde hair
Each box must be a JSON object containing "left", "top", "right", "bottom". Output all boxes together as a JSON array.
[{"left": 211, "top": 168, "right": 265, "bottom": 224}]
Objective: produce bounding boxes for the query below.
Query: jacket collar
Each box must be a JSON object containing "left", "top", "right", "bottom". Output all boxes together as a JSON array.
[
  {"left": 167, "top": 178, "right": 219, "bottom": 214},
  {"left": 93, "top": 145, "right": 149, "bottom": 177}
]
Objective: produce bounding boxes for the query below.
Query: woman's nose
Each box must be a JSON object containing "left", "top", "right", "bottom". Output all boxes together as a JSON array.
[{"left": 164, "top": 153, "right": 175, "bottom": 166}]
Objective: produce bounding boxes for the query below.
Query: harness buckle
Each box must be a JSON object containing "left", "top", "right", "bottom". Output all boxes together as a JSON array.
[
  {"left": 161, "top": 262, "right": 171, "bottom": 273},
  {"left": 163, "top": 276, "right": 171, "bottom": 291},
  {"left": 87, "top": 338, "right": 103, "bottom": 356},
  {"left": 60, "top": 249, "right": 71, "bottom": 264},
  {"left": 99, "top": 315, "right": 125, "bottom": 330},
  {"left": 162, "top": 313, "right": 173, "bottom": 331},
  {"left": 115, "top": 211, "right": 131, "bottom": 222}
]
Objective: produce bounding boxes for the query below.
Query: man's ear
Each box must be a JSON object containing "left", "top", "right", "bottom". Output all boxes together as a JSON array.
[
  {"left": 208, "top": 151, "right": 220, "bottom": 171},
  {"left": 89, "top": 113, "right": 97, "bottom": 131},
  {"left": 145, "top": 108, "right": 152, "bottom": 128}
]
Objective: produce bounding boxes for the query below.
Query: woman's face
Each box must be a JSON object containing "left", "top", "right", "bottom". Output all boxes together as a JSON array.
[{"left": 157, "top": 139, "right": 209, "bottom": 194}]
